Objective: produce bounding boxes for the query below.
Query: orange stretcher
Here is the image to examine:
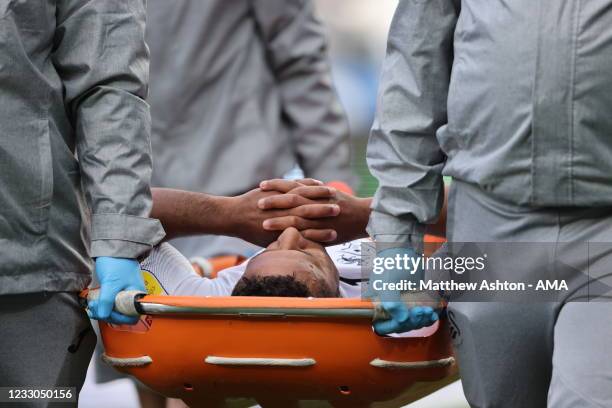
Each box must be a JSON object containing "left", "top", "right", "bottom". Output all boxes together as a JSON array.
[
  {"left": 91, "top": 235, "right": 456, "bottom": 408},
  {"left": 96, "top": 296, "right": 455, "bottom": 408}
]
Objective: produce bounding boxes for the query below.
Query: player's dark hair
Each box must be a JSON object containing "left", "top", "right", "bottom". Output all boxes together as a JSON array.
[{"left": 231, "top": 275, "right": 313, "bottom": 297}]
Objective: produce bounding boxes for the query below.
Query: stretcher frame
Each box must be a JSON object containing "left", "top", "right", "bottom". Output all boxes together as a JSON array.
[{"left": 97, "top": 294, "right": 457, "bottom": 408}]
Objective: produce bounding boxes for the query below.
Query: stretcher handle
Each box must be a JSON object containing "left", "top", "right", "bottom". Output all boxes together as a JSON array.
[
  {"left": 372, "top": 305, "right": 391, "bottom": 322},
  {"left": 84, "top": 288, "right": 146, "bottom": 317}
]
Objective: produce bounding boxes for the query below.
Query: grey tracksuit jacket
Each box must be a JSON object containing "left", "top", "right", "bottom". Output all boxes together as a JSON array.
[
  {"left": 0, "top": 0, "right": 165, "bottom": 294},
  {"left": 367, "top": 0, "right": 612, "bottom": 241},
  {"left": 146, "top": 0, "right": 352, "bottom": 196}
]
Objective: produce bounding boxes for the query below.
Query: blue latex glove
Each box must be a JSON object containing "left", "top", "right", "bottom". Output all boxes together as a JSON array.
[
  {"left": 371, "top": 246, "right": 439, "bottom": 335},
  {"left": 88, "top": 257, "right": 145, "bottom": 325},
  {"left": 374, "top": 302, "right": 439, "bottom": 335}
]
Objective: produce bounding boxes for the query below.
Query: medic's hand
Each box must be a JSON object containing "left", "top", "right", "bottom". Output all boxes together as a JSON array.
[
  {"left": 374, "top": 302, "right": 438, "bottom": 335},
  {"left": 258, "top": 178, "right": 370, "bottom": 244},
  {"left": 88, "top": 257, "right": 145, "bottom": 325},
  {"left": 371, "top": 247, "right": 439, "bottom": 334}
]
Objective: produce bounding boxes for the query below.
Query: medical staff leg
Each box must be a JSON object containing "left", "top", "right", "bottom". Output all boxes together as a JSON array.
[
  {"left": 446, "top": 181, "right": 561, "bottom": 407},
  {"left": 0, "top": 292, "right": 96, "bottom": 407},
  {"left": 448, "top": 302, "right": 556, "bottom": 407},
  {"left": 547, "top": 302, "right": 612, "bottom": 408}
]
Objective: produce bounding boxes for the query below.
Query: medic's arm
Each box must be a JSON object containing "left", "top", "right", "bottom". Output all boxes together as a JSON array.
[
  {"left": 252, "top": 0, "right": 354, "bottom": 187},
  {"left": 366, "top": 0, "right": 459, "bottom": 245},
  {"left": 52, "top": 0, "right": 165, "bottom": 258}
]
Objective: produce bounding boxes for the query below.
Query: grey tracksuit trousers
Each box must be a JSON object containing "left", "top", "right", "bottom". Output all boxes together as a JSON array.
[
  {"left": 446, "top": 180, "right": 612, "bottom": 408},
  {"left": 0, "top": 292, "right": 96, "bottom": 407}
]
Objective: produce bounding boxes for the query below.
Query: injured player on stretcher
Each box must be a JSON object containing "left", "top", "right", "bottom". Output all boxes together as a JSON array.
[
  {"left": 140, "top": 227, "right": 366, "bottom": 299},
  {"left": 142, "top": 178, "right": 446, "bottom": 300}
]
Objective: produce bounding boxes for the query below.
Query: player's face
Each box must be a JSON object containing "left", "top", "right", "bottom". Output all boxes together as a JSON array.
[{"left": 244, "top": 228, "right": 340, "bottom": 297}]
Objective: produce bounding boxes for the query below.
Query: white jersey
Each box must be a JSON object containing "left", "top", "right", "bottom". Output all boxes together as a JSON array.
[{"left": 139, "top": 240, "right": 368, "bottom": 298}]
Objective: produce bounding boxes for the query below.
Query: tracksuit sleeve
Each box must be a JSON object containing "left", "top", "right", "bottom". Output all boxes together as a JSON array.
[
  {"left": 252, "top": 0, "right": 353, "bottom": 185},
  {"left": 52, "top": 0, "right": 165, "bottom": 258},
  {"left": 366, "top": 0, "right": 459, "bottom": 243}
]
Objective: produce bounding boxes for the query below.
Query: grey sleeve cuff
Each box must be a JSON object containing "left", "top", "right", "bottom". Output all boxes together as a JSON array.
[
  {"left": 366, "top": 210, "right": 426, "bottom": 247},
  {"left": 90, "top": 213, "right": 166, "bottom": 258}
]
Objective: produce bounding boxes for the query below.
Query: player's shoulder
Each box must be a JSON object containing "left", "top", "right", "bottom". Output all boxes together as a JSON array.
[
  {"left": 325, "top": 238, "right": 370, "bottom": 267},
  {"left": 141, "top": 242, "right": 193, "bottom": 271}
]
